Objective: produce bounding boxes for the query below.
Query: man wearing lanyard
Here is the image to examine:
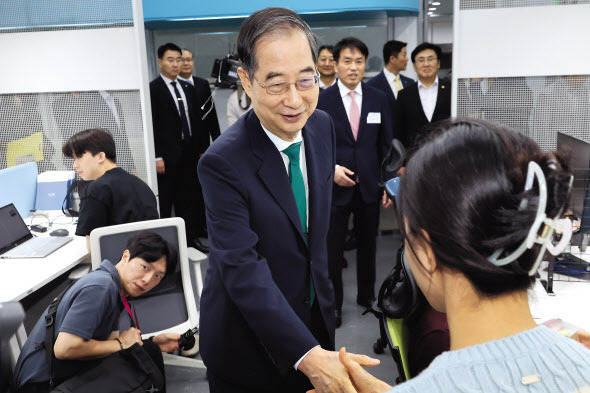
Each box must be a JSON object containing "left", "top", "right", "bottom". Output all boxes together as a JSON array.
[{"left": 13, "top": 232, "right": 180, "bottom": 393}]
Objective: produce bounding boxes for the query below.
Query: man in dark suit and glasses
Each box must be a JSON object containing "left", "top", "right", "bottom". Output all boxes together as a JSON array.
[
  {"left": 366, "top": 40, "right": 414, "bottom": 116},
  {"left": 178, "top": 48, "right": 221, "bottom": 246},
  {"left": 197, "top": 8, "right": 378, "bottom": 393},
  {"left": 317, "top": 45, "right": 337, "bottom": 91},
  {"left": 317, "top": 37, "right": 394, "bottom": 328},
  {"left": 394, "top": 42, "right": 451, "bottom": 167},
  {"left": 149, "top": 43, "right": 204, "bottom": 251}
]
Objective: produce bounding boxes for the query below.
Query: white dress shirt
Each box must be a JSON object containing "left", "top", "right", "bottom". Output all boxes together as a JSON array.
[
  {"left": 177, "top": 75, "right": 194, "bottom": 85},
  {"left": 418, "top": 76, "right": 439, "bottom": 122},
  {"left": 260, "top": 123, "right": 316, "bottom": 369},
  {"left": 160, "top": 73, "right": 192, "bottom": 136},
  {"left": 338, "top": 79, "right": 363, "bottom": 120},
  {"left": 382, "top": 68, "right": 401, "bottom": 99},
  {"left": 335, "top": 80, "right": 363, "bottom": 171},
  {"left": 319, "top": 77, "right": 336, "bottom": 90}
]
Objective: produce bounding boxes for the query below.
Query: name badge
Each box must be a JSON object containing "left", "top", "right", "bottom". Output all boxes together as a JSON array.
[{"left": 367, "top": 112, "right": 381, "bottom": 124}]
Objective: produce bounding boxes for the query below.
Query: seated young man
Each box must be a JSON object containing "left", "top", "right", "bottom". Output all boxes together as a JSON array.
[
  {"left": 12, "top": 231, "right": 180, "bottom": 393},
  {"left": 61, "top": 128, "right": 159, "bottom": 252}
]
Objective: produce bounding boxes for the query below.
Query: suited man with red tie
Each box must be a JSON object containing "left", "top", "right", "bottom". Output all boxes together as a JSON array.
[{"left": 317, "top": 37, "right": 394, "bottom": 328}]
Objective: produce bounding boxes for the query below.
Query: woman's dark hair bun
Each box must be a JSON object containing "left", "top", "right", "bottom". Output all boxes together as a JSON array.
[{"left": 399, "top": 118, "right": 572, "bottom": 296}]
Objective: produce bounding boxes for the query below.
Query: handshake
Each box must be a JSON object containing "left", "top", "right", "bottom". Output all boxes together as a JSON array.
[{"left": 299, "top": 346, "right": 392, "bottom": 393}]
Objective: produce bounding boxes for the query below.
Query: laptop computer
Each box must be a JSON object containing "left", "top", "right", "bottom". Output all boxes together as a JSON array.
[{"left": 0, "top": 203, "right": 73, "bottom": 259}]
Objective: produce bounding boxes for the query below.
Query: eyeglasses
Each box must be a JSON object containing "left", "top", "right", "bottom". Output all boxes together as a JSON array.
[
  {"left": 254, "top": 73, "right": 320, "bottom": 95},
  {"left": 181, "top": 58, "right": 193, "bottom": 63},
  {"left": 415, "top": 56, "right": 439, "bottom": 65}
]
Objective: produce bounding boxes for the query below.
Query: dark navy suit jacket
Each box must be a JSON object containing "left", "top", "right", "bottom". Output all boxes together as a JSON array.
[
  {"left": 149, "top": 76, "right": 202, "bottom": 166},
  {"left": 394, "top": 78, "right": 452, "bottom": 158},
  {"left": 366, "top": 70, "right": 414, "bottom": 106},
  {"left": 197, "top": 109, "right": 336, "bottom": 389},
  {"left": 317, "top": 82, "right": 394, "bottom": 206}
]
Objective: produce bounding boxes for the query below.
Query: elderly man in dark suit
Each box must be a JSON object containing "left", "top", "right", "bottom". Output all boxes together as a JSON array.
[
  {"left": 367, "top": 40, "right": 414, "bottom": 118},
  {"left": 149, "top": 42, "right": 206, "bottom": 252},
  {"left": 394, "top": 42, "right": 451, "bottom": 164},
  {"left": 197, "top": 8, "right": 377, "bottom": 393},
  {"left": 317, "top": 37, "right": 394, "bottom": 328}
]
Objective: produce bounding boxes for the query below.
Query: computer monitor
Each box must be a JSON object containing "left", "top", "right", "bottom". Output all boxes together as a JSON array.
[{"left": 556, "top": 133, "right": 590, "bottom": 244}]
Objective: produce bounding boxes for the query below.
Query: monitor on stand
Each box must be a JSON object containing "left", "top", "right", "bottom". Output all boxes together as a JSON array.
[{"left": 556, "top": 132, "right": 590, "bottom": 250}]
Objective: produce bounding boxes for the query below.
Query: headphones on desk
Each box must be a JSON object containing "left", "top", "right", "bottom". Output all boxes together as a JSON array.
[{"left": 61, "top": 180, "right": 90, "bottom": 217}]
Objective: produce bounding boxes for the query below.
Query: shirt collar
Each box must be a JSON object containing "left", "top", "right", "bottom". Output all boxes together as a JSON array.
[
  {"left": 382, "top": 68, "right": 398, "bottom": 82},
  {"left": 338, "top": 79, "right": 363, "bottom": 98},
  {"left": 260, "top": 123, "right": 302, "bottom": 152},
  {"left": 418, "top": 76, "right": 439, "bottom": 90},
  {"left": 177, "top": 75, "right": 193, "bottom": 85},
  {"left": 160, "top": 73, "right": 177, "bottom": 85},
  {"left": 319, "top": 77, "right": 336, "bottom": 89},
  {"left": 98, "top": 259, "right": 122, "bottom": 290}
]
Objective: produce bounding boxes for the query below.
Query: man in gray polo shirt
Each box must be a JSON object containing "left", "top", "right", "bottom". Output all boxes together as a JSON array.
[{"left": 13, "top": 232, "right": 180, "bottom": 393}]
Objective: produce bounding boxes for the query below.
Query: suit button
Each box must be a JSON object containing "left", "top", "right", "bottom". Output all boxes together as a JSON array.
[{"left": 304, "top": 296, "right": 311, "bottom": 304}]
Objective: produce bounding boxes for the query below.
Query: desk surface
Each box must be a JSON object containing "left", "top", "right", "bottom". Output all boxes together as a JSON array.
[
  {"left": 530, "top": 251, "right": 590, "bottom": 330},
  {"left": 0, "top": 212, "right": 89, "bottom": 302}
]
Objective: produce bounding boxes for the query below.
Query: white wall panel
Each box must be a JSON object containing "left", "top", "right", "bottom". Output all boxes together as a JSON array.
[
  {"left": 455, "top": 5, "right": 590, "bottom": 79},
  {"left": 0, "top": 28, "right": 141, "bottom": 94}
]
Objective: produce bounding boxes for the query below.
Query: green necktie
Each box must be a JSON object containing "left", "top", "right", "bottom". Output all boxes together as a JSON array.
[{"left": 282, "top": 142, "right": 315, "bottom": 306}]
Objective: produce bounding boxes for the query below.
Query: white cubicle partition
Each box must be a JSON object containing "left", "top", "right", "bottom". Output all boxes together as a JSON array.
[
  {"left": 451, "top": 2, "right": 590, "bottom": 151},
  {"left": 0, "top": 0, "right": 157, "bottom": 192}
]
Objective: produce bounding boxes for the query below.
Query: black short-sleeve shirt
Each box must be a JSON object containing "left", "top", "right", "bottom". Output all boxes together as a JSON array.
[
  {"left": 75, "top": 167, "right": 159, "bottom": 236},
  {"left": 13, "top": 260, "right": 123, "bottom": 388}
]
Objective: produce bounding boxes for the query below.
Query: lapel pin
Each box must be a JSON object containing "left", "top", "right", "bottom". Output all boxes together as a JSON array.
[{"left": 441, "top": 85, "right": 446, "bottom": 89}]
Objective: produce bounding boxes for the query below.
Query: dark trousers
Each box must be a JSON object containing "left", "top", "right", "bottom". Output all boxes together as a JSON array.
[
  {"left": 328, "top": 186, "right": 380, "bottom": 310},
  {"left": 17, "top": 340, "right": 165, "bottom": 393},
  {"left": 194, "top": 163, "right": 207, "bottom": 237},
  {"left": 157, "top": 144, "right": 201, "bottom": 240},
  {"left": 208, "top": 301, "right": 331, "bottom": 393}
]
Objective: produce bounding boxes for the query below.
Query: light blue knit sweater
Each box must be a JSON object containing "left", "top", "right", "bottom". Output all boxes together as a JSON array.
[{"left": 390, "top": 325, "right": 590, "bottom": 393}]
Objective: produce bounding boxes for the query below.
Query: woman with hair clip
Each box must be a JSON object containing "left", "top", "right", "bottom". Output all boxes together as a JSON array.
[{"left": 329, "top": 118, "right": 590, "bottom": 392}]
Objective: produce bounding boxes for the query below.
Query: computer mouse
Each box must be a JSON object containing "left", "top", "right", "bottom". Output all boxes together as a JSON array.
[{"left": 50, "top": 228, "right": 69, "bottom": 237}]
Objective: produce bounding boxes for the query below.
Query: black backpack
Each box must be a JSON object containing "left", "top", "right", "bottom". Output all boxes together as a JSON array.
[{"left": 43, "top": 285, "right": 164, "bottom": 393}]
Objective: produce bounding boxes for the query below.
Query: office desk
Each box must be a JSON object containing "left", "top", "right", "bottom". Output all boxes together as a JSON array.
[
  {"left": 530, "top": 250, "right": 590, "bottom": 330},
  {"left": 2, "top": 212, "right": 89, "bottom": 366},
  {"left": 0, "top": 214, "right": 88, "bottom": 303}
]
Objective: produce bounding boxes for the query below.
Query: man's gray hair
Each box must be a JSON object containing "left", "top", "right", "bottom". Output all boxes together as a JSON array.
[{"left": 237, "top": 7, "right": 318, "bottom": 79}]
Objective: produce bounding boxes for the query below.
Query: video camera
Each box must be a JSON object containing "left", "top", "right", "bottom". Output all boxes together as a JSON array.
[
  {"left": 177, "top": 326, "right": 199, "bottom": 351},
  {"left": 211, "top": 54, "right": 240, "bottom": 89}
]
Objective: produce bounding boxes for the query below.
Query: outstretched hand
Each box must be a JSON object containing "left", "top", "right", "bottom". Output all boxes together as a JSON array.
[
  {"left": 153, "top": 333, "right": 181, "bottom": 353},
  {"left": 571, "top": 329, "right": 590, "bottom": 349},
  {"left": 338, "top": 347, "right": 392, "bottom": 393},
  {"left": 299, "top": 346, "right": 380, "bottom": 393}
]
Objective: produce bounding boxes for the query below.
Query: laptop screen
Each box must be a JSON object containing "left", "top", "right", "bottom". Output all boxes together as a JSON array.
[{"left": 0, "top": 204, "right": 32, "bottom": 255}]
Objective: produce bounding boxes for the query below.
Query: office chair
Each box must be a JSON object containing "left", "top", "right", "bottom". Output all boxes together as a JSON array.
[
  {"left": 366, "top": 246, "right": 412, "bottom": 384},
  {"left": 90, "top": 217, "right": 206, "bottom": 369},
  {"left": 1, "top": 302, "right": 25, "bottom": 393}
]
